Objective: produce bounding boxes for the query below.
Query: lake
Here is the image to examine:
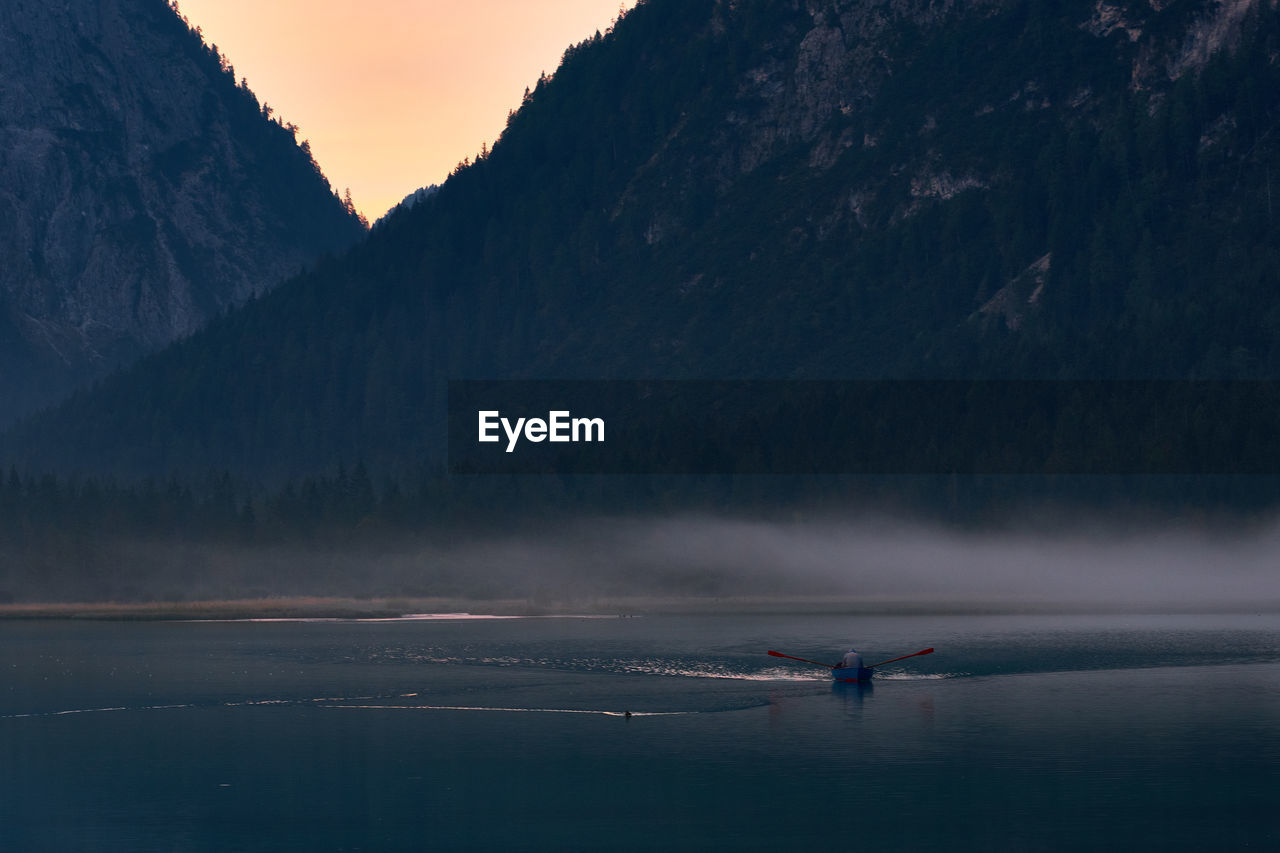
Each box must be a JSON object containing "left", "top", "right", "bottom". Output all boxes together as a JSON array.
[{"left": 2, "top": 612, "right": 1277, "bottom": 851}]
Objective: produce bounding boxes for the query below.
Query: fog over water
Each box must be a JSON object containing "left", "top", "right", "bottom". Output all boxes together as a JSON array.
[
  {"left": 426, "top": 514, "right": 1280, "bottom": 610},
  {"left": 7, "top": 512, "right": 1279, "bottom": 611}
]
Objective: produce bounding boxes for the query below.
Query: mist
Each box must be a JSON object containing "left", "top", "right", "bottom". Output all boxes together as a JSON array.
[
  {"left": 7, "top": 511, "right": 1277, "bottom": 613},
  {"left": 407, "top": 514, "right": 1280, "bottom": 611}
]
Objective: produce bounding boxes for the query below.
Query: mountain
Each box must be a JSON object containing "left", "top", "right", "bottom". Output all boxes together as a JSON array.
[
  {"left": 0, "top": 0, "right": 365, "bottom": 422},
  {"left": 374, "top": 184, "right": 439, "bottom": 226},
  {"left": 4, "top": 0, "right": 1279, "bottom": 481}
]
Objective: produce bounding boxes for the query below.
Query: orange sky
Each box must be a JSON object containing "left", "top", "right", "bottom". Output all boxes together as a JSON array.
[{"left": 177, "top": 0, "right": 634, "bottom": 220}]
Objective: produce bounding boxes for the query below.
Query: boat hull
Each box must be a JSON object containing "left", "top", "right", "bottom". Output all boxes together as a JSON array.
[{"left": 832, "top": 666, "right": 873, "bottom": 683}]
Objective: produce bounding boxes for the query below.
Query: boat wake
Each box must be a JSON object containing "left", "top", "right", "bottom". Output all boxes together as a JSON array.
[
  {"left": 363, "top": 649, "right": 832, "bottom": 682},
  {"left": 0, "top": 691, "right": 717, "bottom": 720},
  {"left": 318, "top": 704, "right": 694, "bottom": 717},
  {"left": 0, "top": 693, "right": 402, "bottom": 720},
  {"left": 0, "top": 703, "right": 194, "bottom": 719},
  {"left": 609, "top": 662, "right": 825, "bottom": 682}
]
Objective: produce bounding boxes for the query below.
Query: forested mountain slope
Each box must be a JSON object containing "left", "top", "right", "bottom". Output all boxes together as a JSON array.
[
  {"left": 0, "top": 0, "right": 365, "bottom": 422},
  {"left": 5, "top": 0, "right": 1279, "bottom": 480}
]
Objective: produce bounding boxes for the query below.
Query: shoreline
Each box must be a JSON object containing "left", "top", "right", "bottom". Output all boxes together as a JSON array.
[{"left": 1, "top": 595, "right": 1276, "bottom": 621}]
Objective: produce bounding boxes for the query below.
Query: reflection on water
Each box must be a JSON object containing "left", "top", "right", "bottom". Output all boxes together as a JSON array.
[
  {"left": 830, "top": 678, "right": 874, "bottom": 712},
  {"left": 1, "top": 613, "right": 1277, "bottom": 851}
]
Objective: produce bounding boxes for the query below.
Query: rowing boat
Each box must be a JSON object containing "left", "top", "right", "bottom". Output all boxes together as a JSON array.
[
  {"left": 767, "top": 647, "right": 933, "bottom": 680},
  {"left": 831, "top": 665, "right": 873, "bottom": 683}
]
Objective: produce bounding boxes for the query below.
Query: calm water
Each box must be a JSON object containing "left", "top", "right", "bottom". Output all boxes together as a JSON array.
[{"left": 1, "top": 613, "right": 1277, "bottom": 851}]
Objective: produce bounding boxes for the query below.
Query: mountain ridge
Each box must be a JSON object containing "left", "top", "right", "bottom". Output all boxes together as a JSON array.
[
  {"left": 4, "top": 0, "right": 1279, "bottom": 481},
  {"left": 0, "top": 0, "right": 365, "bottom": 421}
]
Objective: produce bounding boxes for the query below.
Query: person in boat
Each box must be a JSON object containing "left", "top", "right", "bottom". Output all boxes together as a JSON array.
[{"left": 835, "top": 648, "right": 873, "bottom": 681}]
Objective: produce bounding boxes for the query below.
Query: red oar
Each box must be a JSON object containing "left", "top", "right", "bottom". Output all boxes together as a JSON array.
[
  {"left": 767, "top": 649, "right": 835, "bottom": 669},
  {"left": 866, "top": 648, "right": 934, "bottom": 668}
]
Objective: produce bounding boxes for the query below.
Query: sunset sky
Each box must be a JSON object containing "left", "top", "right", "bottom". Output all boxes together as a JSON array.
[{"left": 177, "top": 0, "right": 635, "bottom": 220}]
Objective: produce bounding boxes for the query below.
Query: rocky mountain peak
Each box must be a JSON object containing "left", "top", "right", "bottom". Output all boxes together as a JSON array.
[{"left": 0, "top": 0, "right": 365, "bottom": 421}]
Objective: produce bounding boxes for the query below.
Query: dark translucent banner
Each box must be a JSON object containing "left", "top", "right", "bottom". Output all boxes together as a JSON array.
[{"left": 447, "top": 380, "right": 1280, "bottom": 475}]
